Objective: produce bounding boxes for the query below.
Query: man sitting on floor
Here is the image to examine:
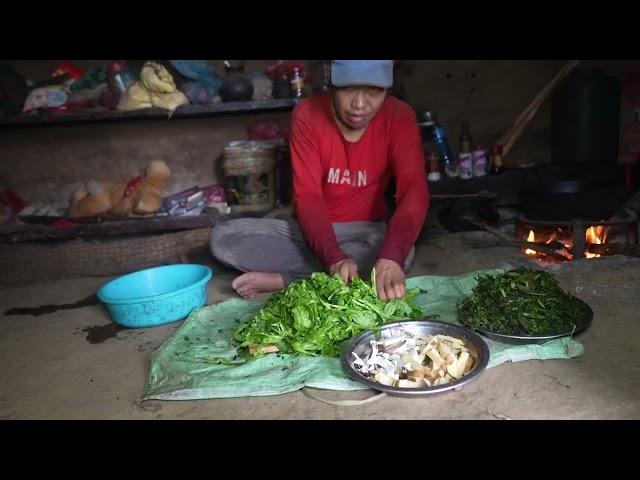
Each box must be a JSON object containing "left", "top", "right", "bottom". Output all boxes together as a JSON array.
[{"left": 210, "top": 60, "right": 429, "bottom": 302}]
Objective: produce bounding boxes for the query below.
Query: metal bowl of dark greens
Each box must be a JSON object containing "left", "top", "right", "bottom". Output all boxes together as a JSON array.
[
  {"left": 459, "top": 298, "right": 592, "bottom": 345},
  {"left": 458, "top": 268, "right": 593, "bottom": 345}
]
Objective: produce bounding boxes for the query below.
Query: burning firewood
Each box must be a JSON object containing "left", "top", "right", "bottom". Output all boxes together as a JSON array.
[
  {"left": 586, "top": 243, "right": 640, "bottom": 258},
  {"left": 470, "top": 221, "right": 571, "bottom": 261}
]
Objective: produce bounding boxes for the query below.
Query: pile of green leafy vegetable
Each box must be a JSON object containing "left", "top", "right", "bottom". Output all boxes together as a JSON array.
[
  {"left": 234, "top": 270, "right": 424, "bottom": 357},
  {"left": 459, "top": 268, "right": 587, "bottom": 336}
]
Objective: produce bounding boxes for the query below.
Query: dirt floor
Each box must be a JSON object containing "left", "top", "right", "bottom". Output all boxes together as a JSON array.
[{"left": 1, "top": 226, "right": 639, "bottom": 419}]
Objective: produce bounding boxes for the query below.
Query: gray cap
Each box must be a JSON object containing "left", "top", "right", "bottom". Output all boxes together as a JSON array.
[{"left": 331, "top": 60, "right": 394, "bottom": 88}]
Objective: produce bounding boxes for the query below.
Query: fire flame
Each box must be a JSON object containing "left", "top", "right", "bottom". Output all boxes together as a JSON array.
[
  {"left": 585, "top": 226, "right": 609, "bottom": 258},
  {"left": 525, "top": 230, "right": 537, "bottom": 255},
  {"left": 524, "top": 226, "right": 609, "bottom": 259}
]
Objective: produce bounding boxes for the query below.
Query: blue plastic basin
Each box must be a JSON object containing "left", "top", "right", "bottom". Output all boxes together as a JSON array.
[{"left": 97, "top": 264, "right": 213, "bottom": 328}]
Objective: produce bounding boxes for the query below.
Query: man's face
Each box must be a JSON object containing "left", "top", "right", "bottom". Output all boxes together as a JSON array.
[{"left": 331, "top": 86, "right": 387, "bottom": 131}]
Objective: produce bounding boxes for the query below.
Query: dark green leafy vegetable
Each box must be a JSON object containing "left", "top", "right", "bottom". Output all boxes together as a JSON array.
[
  {"left": 234, "top": 271, "right": 424, "bottom": 357},
  {"left": 459, "top": 268, "right": 586, "bottom": 336}
]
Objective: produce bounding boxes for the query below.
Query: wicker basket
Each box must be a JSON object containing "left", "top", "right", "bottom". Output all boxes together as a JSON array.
[
  {"left": 223, "top": 141, "right": 278, "bottom": 213},
  {"left": 0, "top": 228, "right": 211, "bottom": 287}
]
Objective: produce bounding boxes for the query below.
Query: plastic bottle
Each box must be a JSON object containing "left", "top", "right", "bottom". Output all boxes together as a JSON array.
[
  {"left": 427, "top": 150, "right": 442, "bottom": 182},
  {"left": 418, "top": 111, "right": 436, "bottom": 148},
  {"left": 472, "top": 145, "right": 488, "bottom": 177},
  {"left": 290, "top": 67, "right": 306, "bottom": 98},
  {"left": 489, "top": 145, "right": 505, "bottom": 174},
  {"left": 460, "top": 121, "right": 473, "bottom": 152},
  {"left": 433, "top": 123, "right": 458, "bottom": 178},
  {"left": 458, "top": 123, "right": 472, "bottom": 179}
]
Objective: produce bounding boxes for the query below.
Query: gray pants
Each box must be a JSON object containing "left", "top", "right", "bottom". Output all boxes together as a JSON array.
[{"left": 210, "top": 217, "right": 415, "bottom": 285}]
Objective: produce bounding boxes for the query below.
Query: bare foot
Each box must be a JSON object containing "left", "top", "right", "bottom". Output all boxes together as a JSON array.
[{"left": 232, "top": 272, "right": 285, "bottom": 299}]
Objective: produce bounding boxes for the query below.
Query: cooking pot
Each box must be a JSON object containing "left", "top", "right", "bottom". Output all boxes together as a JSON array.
[{"left": 438, "top": 196, "right": 500, "bottom": 232}]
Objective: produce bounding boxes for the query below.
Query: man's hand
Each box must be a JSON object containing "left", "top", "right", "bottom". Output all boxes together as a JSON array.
[
  {"left": 329, "top": 258, "right": 359, "bottom": 283},
  {"left": 374, "top": 258, "right": 406, "bottom": 302}
]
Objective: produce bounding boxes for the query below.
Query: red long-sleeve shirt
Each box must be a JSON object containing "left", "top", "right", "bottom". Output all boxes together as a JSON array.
[{"left": 290, "top": 92, "right": 429, "bottom": 269}]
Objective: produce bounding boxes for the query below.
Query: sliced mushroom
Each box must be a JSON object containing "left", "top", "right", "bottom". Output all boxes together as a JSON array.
[{"left": 374, "top": 356, "right": 399, "bottom": 377}]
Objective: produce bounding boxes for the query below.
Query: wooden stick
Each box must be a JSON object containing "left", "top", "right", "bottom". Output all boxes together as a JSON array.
[
  {"left": 497, "top": 60, "right": 581, "bottom": 157},
  {"left": 511, "top": 61, "right": 580, "bottom": 127}
]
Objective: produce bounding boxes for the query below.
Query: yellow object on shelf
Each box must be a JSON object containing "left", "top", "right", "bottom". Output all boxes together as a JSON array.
[{"left": 118, "top": 61, "right": 188, "bottom": 113}]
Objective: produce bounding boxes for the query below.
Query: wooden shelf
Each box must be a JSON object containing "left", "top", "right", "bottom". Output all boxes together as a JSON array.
[
  {"left": 0, "top": 209, "right": 277, "bottom": 244},
  {"left": 0, "top": 98, "right": 299, "bottom": 127},
  {"left": 0, "top": 214, "right": 224, "bottom": 243}
]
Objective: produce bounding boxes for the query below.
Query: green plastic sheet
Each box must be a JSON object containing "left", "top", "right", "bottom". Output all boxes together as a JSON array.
[{"left": 142, "top": 269, "right": 584, "bottom": 400}]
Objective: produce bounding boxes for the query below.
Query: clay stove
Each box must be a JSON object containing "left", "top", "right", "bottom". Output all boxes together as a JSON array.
[{"left": 517, "top": 208, "right": 639, "bottom": 261}]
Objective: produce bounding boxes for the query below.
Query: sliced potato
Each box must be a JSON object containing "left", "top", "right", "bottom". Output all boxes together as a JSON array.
[
  {"left": 438, "top": 335, "right": 466, "bottom": 347},
  {"left": 407, "top": 368, "right": 426, "bottom": 381},
  {"left": 426, "top": 348, "right": 444, "bottom": 365},
  {"left": 445, "top": 353, "right": 457, "bottom": 366},
  {"left": 396, "top": 379, "right": 420, "bottom": 388},
  {"left": 456, "top": 351, "right": 470, "bottom": 376},
  {"left": 374, "top": 371, "right": 396, "bottom": 386},
  {"left": 447, "top": 362, "right": 462, "bottom": 379},
  {"left": 425, "top": 369, "right": 439, "bottom": 382},
  {"left": 401, "top": 355, "right": 423, "bottom": 371},
  {"left": 433, "top": 377, "right": 451, "bottom": 386},
  {"left": 437, "top": 342, "right": 452, "bottom": 359},
  {"left": 467, "top": 344, "right": 478, "bottom": 359},
  {"left": 465, "top": 355, "right": 475, "bottom": 372},
  {"left": 419, "top": 343, "right": 433, "bottom": 358}
]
